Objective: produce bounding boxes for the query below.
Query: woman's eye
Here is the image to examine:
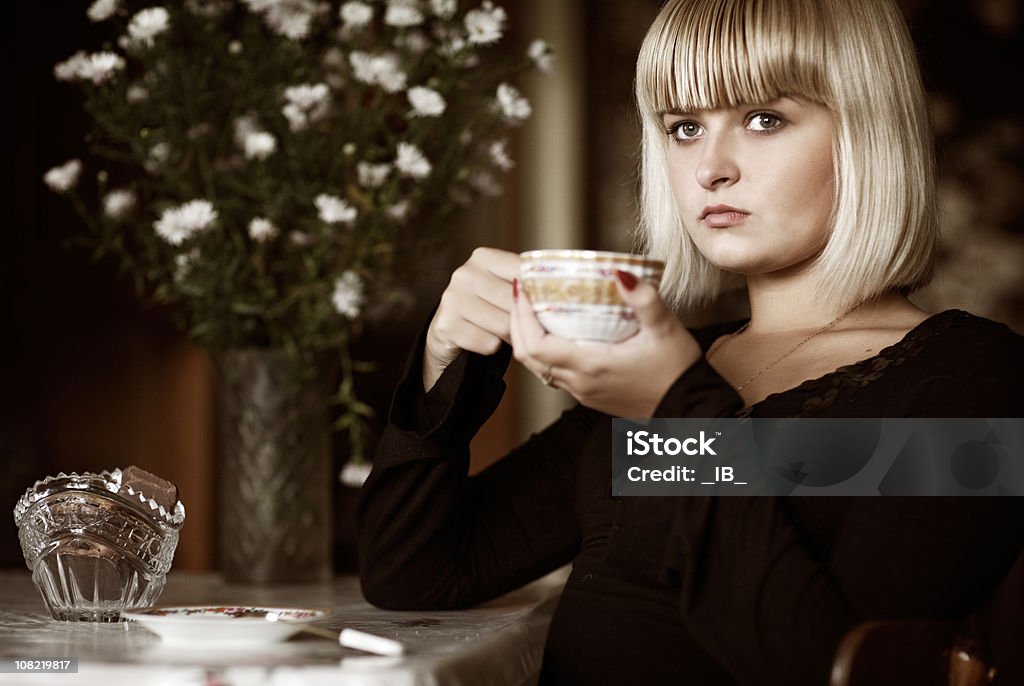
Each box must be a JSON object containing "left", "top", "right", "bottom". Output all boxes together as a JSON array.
[
  {"left": 747, "top": 112, "right": 783, "bottom": 133},
  {"left": 667, "top": 121, "right": 703, "bottom": 142}
]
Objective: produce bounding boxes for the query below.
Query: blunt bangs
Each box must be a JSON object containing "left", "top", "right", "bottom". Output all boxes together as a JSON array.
[{"left": 637, "top": 0, "right": 832, "bottom": 121}]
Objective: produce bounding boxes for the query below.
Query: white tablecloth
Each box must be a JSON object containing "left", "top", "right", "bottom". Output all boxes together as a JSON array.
[{"left": 0, "top": 567, "right": 570, "bottom": 686}]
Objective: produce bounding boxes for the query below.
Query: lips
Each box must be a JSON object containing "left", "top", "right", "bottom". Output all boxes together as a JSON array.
[{"left": 700, "top": 204, "right": 750, "bottom": 228}]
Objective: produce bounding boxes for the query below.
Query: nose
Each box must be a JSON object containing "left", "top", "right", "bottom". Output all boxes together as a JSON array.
[{"left": 694, "top": 133, "right": 740, "bottom": 190}]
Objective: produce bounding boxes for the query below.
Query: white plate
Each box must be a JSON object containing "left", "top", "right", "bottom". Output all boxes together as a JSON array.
[{"left": 122, "top": 605, "right": 330, "bottom": 645}]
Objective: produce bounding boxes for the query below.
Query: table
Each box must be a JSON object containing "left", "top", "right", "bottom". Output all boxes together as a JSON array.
[{"left": 0, "top": 567, "right": 570, "bottom": 686}]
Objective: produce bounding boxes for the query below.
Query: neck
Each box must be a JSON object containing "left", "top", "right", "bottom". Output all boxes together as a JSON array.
[{"left": 744, "top": 272, "right": 889, "bottom": 334}]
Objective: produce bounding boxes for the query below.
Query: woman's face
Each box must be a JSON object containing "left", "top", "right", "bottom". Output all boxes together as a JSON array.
[{"left": 662, "top": 97, "right": 835, "bottom": 278}]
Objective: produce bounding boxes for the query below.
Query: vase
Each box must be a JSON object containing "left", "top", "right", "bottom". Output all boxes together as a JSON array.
[{"left": 215, "top": 349, "right": 332, "bottom": 584}]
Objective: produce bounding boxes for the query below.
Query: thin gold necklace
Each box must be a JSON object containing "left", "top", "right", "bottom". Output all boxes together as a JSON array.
[{"left": 707, "top": 301, "right": 867, "bottom": 392}]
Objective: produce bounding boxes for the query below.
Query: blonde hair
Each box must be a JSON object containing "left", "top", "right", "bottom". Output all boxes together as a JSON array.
[{"left": 635, "top": 0, "right": 938, "bottom": 312}]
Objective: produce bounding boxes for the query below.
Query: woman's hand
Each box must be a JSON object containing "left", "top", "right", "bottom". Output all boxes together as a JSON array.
[
  {"left": 423, "top": 247, "right": 520, "bottom": 392},
  {"left": 510, "top": 270, "right": 703, "bottom": 417}
]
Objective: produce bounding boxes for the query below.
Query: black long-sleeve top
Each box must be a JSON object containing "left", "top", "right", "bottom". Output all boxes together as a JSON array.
[{"left": 355, "top": 309, "right": 1024, "bottom": 685}]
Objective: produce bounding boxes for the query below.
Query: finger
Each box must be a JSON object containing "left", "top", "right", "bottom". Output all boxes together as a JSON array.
[
  {"left": 509, "top": 283, "right": 528, "bottom": 362},
  {"left": 451, "top": 263, "right": 513, "bottom": 315},
  {"left": 428, "top": 308, "right": 504, "bottom": 360},
  {"left": 513, "top": 286, "right": 550, "bottom": 346},
  {"left": 439, "top": 293, "right": 503, "bottom": 351},
  {"left": 514, "top": 287, "right": 582, "bottom": 367},
  {"left": 470, "top": 247, "right": 521, "bottom": 282},
  {"left": 451, "top": 327, "right": 504, "bottom": 357},
  {"left": 510, "top": 285, "right": 548, "bottom": 370},
  {"left": 474, "top": 273, "right": 516, "bottom": 314},
  {"left": 464, "top": 297, "right": 512, "bottom": 343},
  {"left": 614, "top": 270, "right": 673, "bottom": 329}
]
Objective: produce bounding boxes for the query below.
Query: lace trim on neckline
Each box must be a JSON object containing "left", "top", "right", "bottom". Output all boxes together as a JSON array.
[{"left": 732, "top": 309, "right": 973, "bottom": 417}]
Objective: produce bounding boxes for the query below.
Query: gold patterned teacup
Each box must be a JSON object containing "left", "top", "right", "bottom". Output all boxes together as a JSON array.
[{"left": 519, "top": 249, "right": 665, "bottom": 342}]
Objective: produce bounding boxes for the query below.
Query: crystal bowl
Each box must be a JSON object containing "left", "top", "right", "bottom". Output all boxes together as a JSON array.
[
  {"left": 520, "top": 250, "right": 665, "bottom": 342},
  {"left": 13, "top": 470, "right": 185, "bottom": 622}
]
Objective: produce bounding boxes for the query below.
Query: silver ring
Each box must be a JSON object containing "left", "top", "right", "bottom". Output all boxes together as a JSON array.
[{"left": 542, "top": 363, "right": 556, "bottom": 387}]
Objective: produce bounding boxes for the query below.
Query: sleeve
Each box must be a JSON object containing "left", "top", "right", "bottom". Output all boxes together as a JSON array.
[
  {"left": 355, "top": 325, "right": 600, "bottom": 611},
  {"left": 652, "top": 357, "right": 746, "bottom": 418},
  {"left": 617, "top": 346, "right": 1024, "bottom": 686}
]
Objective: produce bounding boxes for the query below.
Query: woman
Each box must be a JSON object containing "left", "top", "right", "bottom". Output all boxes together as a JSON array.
[{"left": 356, "top": 0, "right": 1024, "bottom": 683}]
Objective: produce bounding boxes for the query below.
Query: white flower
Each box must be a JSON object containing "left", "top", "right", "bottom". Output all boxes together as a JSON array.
[
  {"left": 357, "top": 162, "right": 392, "bottom": 188},
  {"left": 154, "top": 199, "right": 218, "bottom": 245},
  {"left": 387, "top": 200, "right": 411, "bottom": 221},
  {"left": 339, "top": 459, "right": 371, "bottom": 487},
  {"left": 315, "top": 194, "right": 357, "bottom": 224},
  {"left": 395, "top": 142, "right": 431, "bottom": 179},
  {"left": 331, "top": 270, "right": 365, "bottom": 319},
  {"left": 233, "top": 114, "right": 258, "bottom": 145},
  {"left": 340, "top": 1, "right": 373, "bottom": 27},
  {"left": 489, "top": 139, "right": 514, "bottom": 170},
  {"left": 349, "top": 52, "right": 376, "bottom": 83},
  {"left": 282, "top": 83, "right": 330, "bottom": 131},
  {"left": 242, "top": 0, "right": 320, "bottom": 40},
  {"left": 439, "top": 36, "right": 467, "bottom": 59},
  {"left": 55, "top": 51, "right": 125, "bottom": 84},
  {"left": 87, "top": 0, "right": 119, "bottom": 22},
  {"left": 385, "top": 1, "right": 424, "bottom": 27},
  {"left": 54, "top": 52, "right": 88, "bottom": 81},
  {"left": 465, "top": 1, "right": 507, "bottom": 45},
  {"left": 244, "top": 131, "right": 277, "bottom": 160},
  {"left": 248, "top": 217, "right": 279, "bottom": 242},
  {"left": 496, "top": 82, "right": 531, "bottom": 121},
  {"left": 289, "top": 231, "right": 315, "bottom": 246},
  {"left": 348, "top": 52, "right": 407, "bottom": 93},
  {"left": 273, "top": 11, "right": 313, "bottom": 39},
  {"left": 407, "top": 86, "right": 446, "bottom": 117},
  {"left": 377, "top": 68, "right": 407, "bottom": 93},
  {"left": 282, "top": 105, "right": 304, "bottom": 131},
  {"left": 127, "top": 7, "right": 171, "bottom": 48},
  {"left": 430, "top": 0, "right": 456, "bottom": 19},
  {"left": 241, "top": 0, "right": 276, "bottom": 11},
  {"left": 149, "top": 141, "right": 170, "bottom": 165},
  {"left": 228, "top": 40, "right": 243, "bottom": 54},
  {"left": 43, "top": 159, "right": 83, "bottom": 193},
  {"left": 126, "top": 85, "right": 149, "bottom": 102},
  {"left": 470, "top": 170, "right": 502, "bottom": 196},
  {"left": 80, "top": 52, "right": 126, "bottom": 84},
  {"left": 103, "top": 189, "right": 136, "bottom": 220},
  {"left": 528, "top": 39, "right": 555, "bottom": 73},
  {"left": 284, "top": 82, "right": 330, "bottom": 109}
]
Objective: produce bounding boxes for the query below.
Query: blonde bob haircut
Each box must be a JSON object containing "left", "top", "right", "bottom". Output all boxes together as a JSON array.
[{"left": 635, "top": 0, "right": 938, "bottom": 313}]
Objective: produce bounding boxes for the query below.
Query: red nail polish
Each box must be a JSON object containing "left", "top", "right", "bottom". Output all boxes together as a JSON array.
[
  {"left": 616, "top": 270, "right": 638, "bottom": 290},
  {"left": 513, "top": 278, "right": 519, "bottom": 302}
]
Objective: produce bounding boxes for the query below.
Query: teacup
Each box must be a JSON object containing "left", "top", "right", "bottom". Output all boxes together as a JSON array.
[{"left": 519, "top": 249, "right": 665, "bottom": 342}]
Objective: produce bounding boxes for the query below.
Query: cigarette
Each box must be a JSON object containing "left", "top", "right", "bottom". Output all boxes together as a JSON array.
[{"left": 339, "top": 628, "right": 406, "bottom": 656}]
